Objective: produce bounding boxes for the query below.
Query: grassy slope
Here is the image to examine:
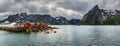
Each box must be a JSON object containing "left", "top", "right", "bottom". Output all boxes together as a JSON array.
[{"left": 103, "top": 16, "right": 120, "bottom": 25}]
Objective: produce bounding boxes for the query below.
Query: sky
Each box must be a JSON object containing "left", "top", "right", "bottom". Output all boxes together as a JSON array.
[{"left": 0, "top": 0, "right": 119, "bottom": 20}]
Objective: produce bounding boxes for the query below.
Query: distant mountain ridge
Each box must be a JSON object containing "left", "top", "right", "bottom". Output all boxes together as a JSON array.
[
  {"left": 1, "top": 5, "right": 120, "bottom": 25},
  {"left": 2, "top": 13, "right": 80, "bottom": 25},
  {"left": 81, "top": 5, "right": 120, "bottom": 25}
]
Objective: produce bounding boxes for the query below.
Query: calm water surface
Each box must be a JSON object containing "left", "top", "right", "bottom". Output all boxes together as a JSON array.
[{"left": 0, "top": 25, "right": 120, "bottom": 46}]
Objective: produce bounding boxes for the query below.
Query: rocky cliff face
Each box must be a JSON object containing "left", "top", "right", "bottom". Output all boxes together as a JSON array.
[
  {"left": 2, "top": 13, "right": 80, "bottom": 25},
  {"left": 81, "top": 5, "right": 120, "bottom": 25},
  {"left": 81, "top": 5, "right": 104, "bottom": 25}
]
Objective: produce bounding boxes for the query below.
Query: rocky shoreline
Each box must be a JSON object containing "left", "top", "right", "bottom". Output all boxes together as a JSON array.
[{"left": 0, "top": 26, "right": 58, "bottom": 33}]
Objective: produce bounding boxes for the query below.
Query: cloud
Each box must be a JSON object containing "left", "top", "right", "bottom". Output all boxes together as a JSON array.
[
  {"left": 56, "top": 0, "right": 89, "bottom": 12},
  {"left": 0, "top": 0, "right": 119, "bottom": 19}
]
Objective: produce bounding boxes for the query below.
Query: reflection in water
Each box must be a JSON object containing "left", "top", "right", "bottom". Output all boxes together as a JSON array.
[
  {"left": 0, "top": 25, "right": 120, "bottom": 46},
  {"left": 88, "top": 26, "right": 120, "bottom": 46},
  {"left": 88, "top": 27, "right": 103, "bottom": 46}
]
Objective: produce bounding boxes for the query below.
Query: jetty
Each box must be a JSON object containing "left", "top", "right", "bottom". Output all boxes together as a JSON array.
[{"left": 0, "top": 22, "right": 58, "bottom": 33}]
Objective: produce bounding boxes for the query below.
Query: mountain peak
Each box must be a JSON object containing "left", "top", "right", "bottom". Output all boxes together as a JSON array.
[
  {"left": 81, "top": 5, "right": 103, "bottom": 25},
  {"left": 94, "top": 5, "right": 99, "bottom": 8},
  {"left": 92, "top": 5, "right": 100, "bottom": 10}
]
